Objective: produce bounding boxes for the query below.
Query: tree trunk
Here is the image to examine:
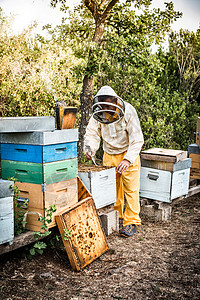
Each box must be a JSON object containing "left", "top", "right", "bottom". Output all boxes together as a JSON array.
[
  {"left": 78, "top": 74, "right": 94, "bottom": 158},
  {"left": 78, "top": 22, "right": 105, "bottom": 159},
  {"left": 78, "top": 0, "right": 119, "bottom": 159}
]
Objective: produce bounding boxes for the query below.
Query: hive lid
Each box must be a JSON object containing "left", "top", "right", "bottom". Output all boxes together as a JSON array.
[
  {"left": 140, "top": 148, "right": 188, "bottom": 163},
  {"left": 0, "top": 116, "right": 55, "bottom": 133}
]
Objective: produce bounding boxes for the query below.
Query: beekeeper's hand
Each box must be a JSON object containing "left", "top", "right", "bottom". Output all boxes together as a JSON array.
[
  {"left": 85, "top": 150, "right": 95, "bottom": 160},
  {"left": 117, "top": 159, "right": 130, "bottom": 174}
]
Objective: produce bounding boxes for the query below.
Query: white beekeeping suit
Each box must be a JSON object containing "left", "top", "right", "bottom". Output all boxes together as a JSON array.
[{"left": 84, "top": 85, "right": 144, "bottom": 165}]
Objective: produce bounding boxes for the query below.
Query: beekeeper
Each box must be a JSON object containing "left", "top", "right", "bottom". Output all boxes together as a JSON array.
[{"left": 84, "top": 86, "right": 144, "bottom": 238}]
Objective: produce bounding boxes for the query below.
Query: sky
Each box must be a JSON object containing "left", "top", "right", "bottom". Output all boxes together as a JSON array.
[{"left": 0, "top": 0, "right": 200, "bottom": 37}]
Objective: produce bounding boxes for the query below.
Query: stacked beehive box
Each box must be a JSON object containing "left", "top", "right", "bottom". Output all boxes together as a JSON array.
[
  {"left": 0, "top": 127, "right": 79, "bottom": 231},
  {"left": 188, "top": 144, "right": 200, "bottom": 179},
  {"left": 196, "top": 117, "right": 200, "bottom": 147},
  {"left": 189, "top": 117, "right": 200, "bottom": 179},
  {"left": 140, "top": 148, "right": 191, "bottom": 203},
  {"left": 0, "top": 179, "right": 14, "bottom": 245}
]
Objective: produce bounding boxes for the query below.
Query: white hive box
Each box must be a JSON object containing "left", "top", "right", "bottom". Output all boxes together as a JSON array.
[
  {"left": 78, "top": 165, "right": 116, "bottom": 209},
  {"left": 140, "top": 148, "right": 191, "bottom": 203},
  {"left": 0, "top": 179, "right": 14, "bottom": 245}
]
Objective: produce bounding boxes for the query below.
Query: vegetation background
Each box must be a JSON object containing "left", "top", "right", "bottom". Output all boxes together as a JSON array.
[{"left": 0, "top": 0, "right": 199, "bottom": 156}]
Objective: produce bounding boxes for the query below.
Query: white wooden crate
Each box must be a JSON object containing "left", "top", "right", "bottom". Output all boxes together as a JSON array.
[
  {"left": 140, "top": 167, "right": 190, "bottom": 203},
  {"left": 78, "top": 167, "right": 116, "bottom": 209},
  {"left": 0, "top": 197, "right": 14, "bottom": 245}
]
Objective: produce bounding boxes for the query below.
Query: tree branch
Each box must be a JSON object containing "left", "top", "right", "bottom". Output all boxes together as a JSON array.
[
  {"left": 99, "top": 0, "right": 107, "bottom": 10},
  {"left": 101, "top": 0, "right": 119, "bottom": 22},
  {"left": 84, "top": 0, "right": 97, "bottom": 16}
]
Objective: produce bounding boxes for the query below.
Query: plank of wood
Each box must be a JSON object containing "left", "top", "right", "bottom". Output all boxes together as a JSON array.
[
  {"left": 0, "top": 231, "right": 46, "bottom": 255},
  {"left": 141, "top": 148, "right": 187, "bottom": 163}
]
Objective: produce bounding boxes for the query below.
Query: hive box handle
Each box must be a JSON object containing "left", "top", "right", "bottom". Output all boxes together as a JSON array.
[{"left": 147, "top": 173, "right": 159, "bottom": 181}]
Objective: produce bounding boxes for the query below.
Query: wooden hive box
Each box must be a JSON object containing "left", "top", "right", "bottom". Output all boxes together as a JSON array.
[
  {"left": 55, "top": 196, "right": 109, "bottom": 271},
  {"left": 15, "top": 178, "right": 78, "bottom": 231},
  {"left": 1, "top": 128, "right": 78, "bottom": 184},
  {"left": 0, "top": 179, "right": 14, "bottom": 245},
  {"left": 188, "top": 143, "right": 200, "bottom": 179},
  {"left": 1, "top": 158, "right": 78, "bottom": 184},
  {"left": 196, "top": 117, "right": 200, "bottom": 147},
  {"left": 140, "top": 148, "right": 191, "bottom": 203},
  {"left": 1, "top": 142, "right": 77, "bottom": 163},
  {"left": 78, "top": 164, "right": 116, "bottom": 209}
]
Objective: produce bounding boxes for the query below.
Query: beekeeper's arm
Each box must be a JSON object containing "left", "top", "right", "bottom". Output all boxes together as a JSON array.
[
  {"left": 84, "top": 116, "right": 101, "bottom": 159},
  {"left": 117, "top": 106, "right": 144, "bottom": 173}
]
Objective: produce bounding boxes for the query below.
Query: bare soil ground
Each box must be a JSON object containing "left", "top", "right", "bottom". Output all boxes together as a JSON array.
[{"left": 0, "top": 194, "right": 200, "bottom": 300}]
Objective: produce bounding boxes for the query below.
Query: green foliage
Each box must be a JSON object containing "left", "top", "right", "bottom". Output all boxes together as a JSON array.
[
  {"left": 0, "top": 3, "right": 199, "bottom": 154},
  {"left": 8, "top": 177, "right": 27, "bottom": 236},
  {"left": 63, "top": 228, "right": 72, "bottom": 241},
  {"left": 28, "top": 205, "right": 57, "bottom": 258},
  {"left": 0, "top": 9, "right": 83, "bottom": 117}
]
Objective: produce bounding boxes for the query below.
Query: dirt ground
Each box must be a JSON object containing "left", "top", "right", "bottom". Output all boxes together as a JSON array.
[{"left": 0, "top": 194, "right": 200, "bottom": 300}]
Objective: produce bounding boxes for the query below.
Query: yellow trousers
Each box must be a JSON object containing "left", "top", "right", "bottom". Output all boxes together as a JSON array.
[{"left": 103, "top": 152, "right": 141, "bottom": 226}]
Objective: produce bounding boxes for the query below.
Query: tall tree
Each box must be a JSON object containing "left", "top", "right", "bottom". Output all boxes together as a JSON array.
[
  {"left": 169, "top": 29, "right": 200, "bottom": 99},
  {"left": 50, "top": 0, "right": 182, "bottom": 157}
]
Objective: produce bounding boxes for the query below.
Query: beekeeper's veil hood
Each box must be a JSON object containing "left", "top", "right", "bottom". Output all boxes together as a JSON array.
[{"left": 92, "top": 86, "right": 125, "bottom": 124}]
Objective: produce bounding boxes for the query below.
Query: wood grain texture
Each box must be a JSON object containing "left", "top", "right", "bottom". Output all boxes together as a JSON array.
[
  {"left": 189, "top": 153, "right": 200, "bottom": 169},
  {"left": 0, "top": 231, "right": 47, "bottom": 255},
  {"left": 141, "top": 148, "right": 187, "bottom": 163},
  {"left": 141, "top": 158, "right": 191, "bottom": 172},
  {"left": 190, "top": 168, "right": 200, "bottom": 179},
  {"left": 78, "top": 176, "right": 92, "bottom": 201},
  {"left": 55, "top": 197, "right": 109, "bottom": 271},
  {"left": 15, "top": 178, "right": 78, "bottom": 231}
]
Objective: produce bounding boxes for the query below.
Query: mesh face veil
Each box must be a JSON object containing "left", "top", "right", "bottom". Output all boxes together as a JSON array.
[{"left": 92, "top": 86, "right": 125, "bottom": 124}]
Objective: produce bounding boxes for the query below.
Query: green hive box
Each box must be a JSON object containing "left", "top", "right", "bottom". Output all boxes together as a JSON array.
[{"left": 1, "top": 158, "right": 78, "bottom": 184}]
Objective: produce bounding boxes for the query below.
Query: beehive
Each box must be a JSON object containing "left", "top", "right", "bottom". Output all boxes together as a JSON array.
[
  {"left": 78, "top": 164, "right": 116, "bottom": 209},
  {"left": 188, "top": 143, "right": 200, "bottom": 179},
  {"left": 15, "top": 178, "right": 78, "bottom": 231},
  {"left": 1, "top": 129, "right": 78, "bottom": 185},
  {"left": 0, "top": 179, "right": 14, "bottom": 245},
  {"left": 140, "top": 148, "right": 191, "bottom": 203},
  {"left": 196, "top": 117, "right": 200, "bottom": 147},
  {"left": 55, "top": 196, "right": 109, "bottom": 271}
]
